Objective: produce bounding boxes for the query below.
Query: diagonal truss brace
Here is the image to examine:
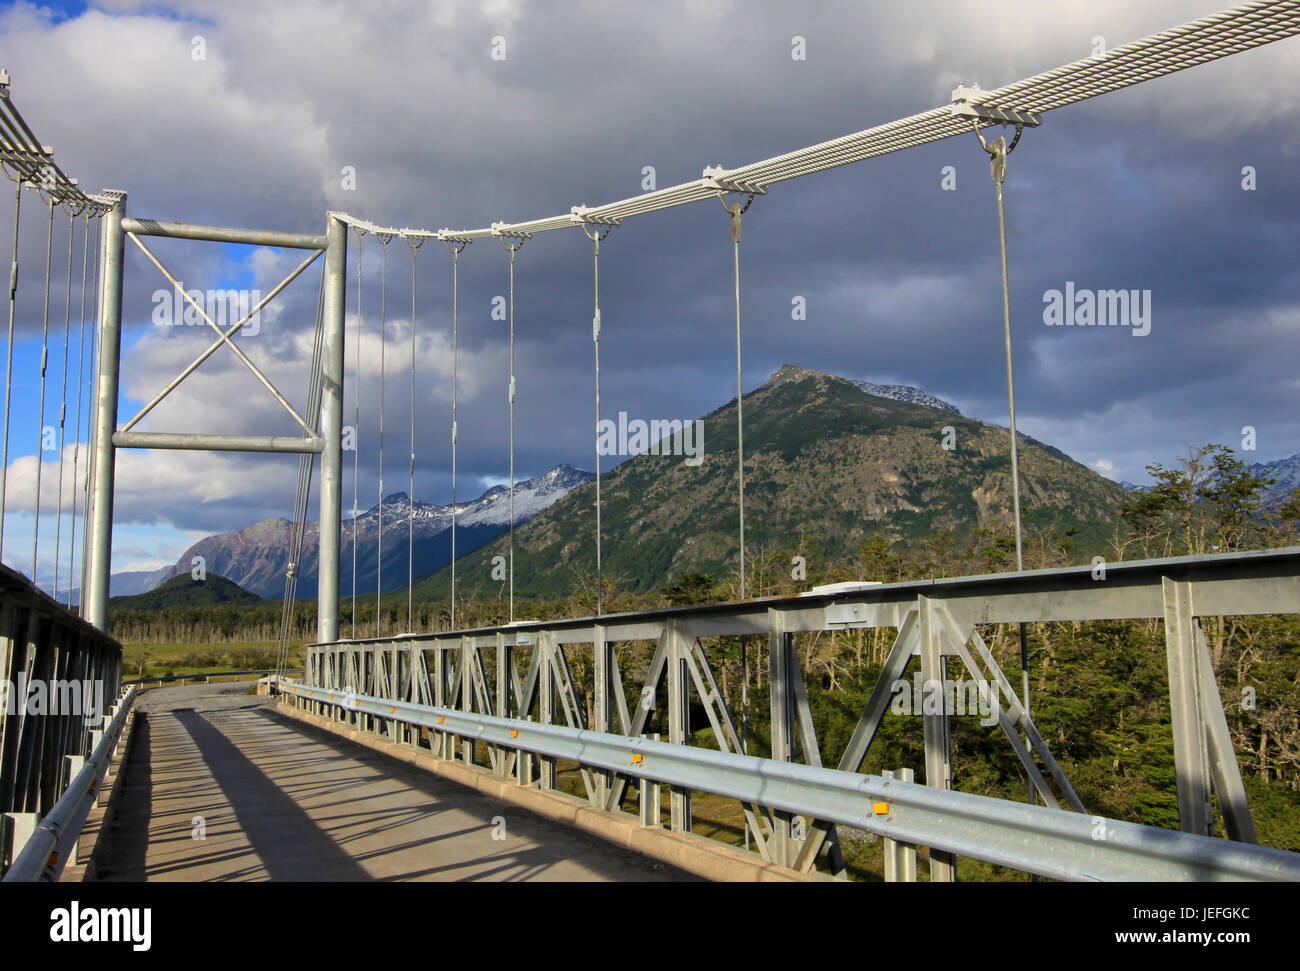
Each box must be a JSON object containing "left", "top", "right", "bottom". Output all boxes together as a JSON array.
[
  {"left": 1163, "top": 578, "right": 1256, "bottom": 843},
  {"left": 796, "top": 601, "right": 1083, "bottom": 871}
]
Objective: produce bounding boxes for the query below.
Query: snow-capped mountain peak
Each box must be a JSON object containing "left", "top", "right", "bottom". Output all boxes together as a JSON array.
[{"left": 848, "top": 379, "right": 962, "bottom": 416}]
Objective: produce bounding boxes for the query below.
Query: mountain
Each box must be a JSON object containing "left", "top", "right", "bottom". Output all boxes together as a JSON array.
[
  {"left": 1114, "top": 454, "right": 1300, "bottom": 502},
  {"left": 108, "top": 566, "right": 174, "bottom": 597},
  {"left": 148, "top": 465, "right": 593, "bottom": 600},
  {"left": 52, "top": 565, "right": 171, "bottom": 606},
  {"left": 109, "top": 572, "right": 263, "bottom": 609},
  {"left": 414, "top": 364, "right": 1132, "bottom": 600},
  {"left": 1248, "top": 453, "right": 1300, "bottom": 504}
]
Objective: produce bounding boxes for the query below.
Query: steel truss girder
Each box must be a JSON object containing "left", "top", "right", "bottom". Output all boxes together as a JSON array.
[{"left": 302, "top": 550, "right": 1299, "bottom": 878}]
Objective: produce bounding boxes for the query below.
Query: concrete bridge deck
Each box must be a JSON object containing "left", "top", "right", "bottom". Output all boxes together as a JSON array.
[{"left": 92, "top": 683, "right": 690, "bottom": 882}]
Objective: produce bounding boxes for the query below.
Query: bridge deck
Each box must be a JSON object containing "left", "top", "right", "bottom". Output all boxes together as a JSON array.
[{"left": 92, "top": 683, "right": 689, "bottom": 882}]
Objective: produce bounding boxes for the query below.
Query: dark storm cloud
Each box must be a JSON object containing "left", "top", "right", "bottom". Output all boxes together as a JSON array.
[{"left": 1, "top": 0, "right": 1297, "bottom": 544}]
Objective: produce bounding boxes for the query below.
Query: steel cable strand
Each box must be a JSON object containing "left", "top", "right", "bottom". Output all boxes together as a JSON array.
[
  {"left": 67, "top": 212, "right": 89, "bottom": 608},
  {"left": 376, "top": 233, "right": 392, "bottom": 636},
  {"left": 78, "top": 213, "right": 102, "bottom": 610},
  {"left": 441, "top": 237, "right": 470, "bottom": 630},
  {"left": 351, "top": 228, "right": 365, "bottom": 638},
  {"left": 579, "top": 219, "right": 615, "bottom": 615},
  {"left": 405, "top": 235, "right": 424, "bottom": 632},
  {"left": 31, "top": 197, "right": 53, "bottom": 579},
  {"left": 277, "top": 267, "right": 328, "bottom": 677},
  {"left": 52, "top": 209, "right": 74, "bottom": 600},
  {"left": 0, "top": 179, "right": 21, "bottom": 558}
]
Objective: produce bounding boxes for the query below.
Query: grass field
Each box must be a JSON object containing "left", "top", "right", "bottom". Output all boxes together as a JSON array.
[{"left": 121, "top": 641, "right": 308, "bottom": 681}]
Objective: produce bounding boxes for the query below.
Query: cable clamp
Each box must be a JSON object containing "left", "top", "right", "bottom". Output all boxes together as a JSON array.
[
  {"left": 950, "top": 84, "right": 1042, "bottom": 127},
  {"left": 702, "top": 166, "right": 766, "bottom": 197}
]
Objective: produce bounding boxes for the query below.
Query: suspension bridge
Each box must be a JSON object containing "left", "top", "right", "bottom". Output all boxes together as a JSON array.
[{"left": 2, "top": 1, "right": 1300, "bottom": 883}]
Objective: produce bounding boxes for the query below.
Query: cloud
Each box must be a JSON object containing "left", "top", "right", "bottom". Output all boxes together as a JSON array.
[{"left": 1, "top": 0, "right": 1296, "bottom": 546}]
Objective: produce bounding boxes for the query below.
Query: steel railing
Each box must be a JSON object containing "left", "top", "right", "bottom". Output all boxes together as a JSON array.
[{"left": 3, "top": 684, "right": 135, "bottom": 881}]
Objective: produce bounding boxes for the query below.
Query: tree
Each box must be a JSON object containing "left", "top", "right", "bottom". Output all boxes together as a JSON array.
[
  {"left": 1121, "top": 444, "right": 1273, "bottom": 556},
  {"left": 661, "top": 573, "right": 717, "bottom": 606}
]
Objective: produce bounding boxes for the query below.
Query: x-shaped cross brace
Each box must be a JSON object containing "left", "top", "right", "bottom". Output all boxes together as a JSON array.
[{"left": 120, "top": 231, "right": 324, "bottom": 435}]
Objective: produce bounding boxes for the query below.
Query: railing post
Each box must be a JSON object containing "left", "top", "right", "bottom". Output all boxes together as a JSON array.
[
  {"left": 496, "top": 632, "right": 509, "bottom": 776},
  {"left": 538, "top": 634, "right": 555, "bottom": 789},
  {"left": 388, "top": 643, "right": 400, "bottom": 741},
  {"left": 460, "top": 639, "right": 474, "bottom": 765},
  {"left": 638, "top": 733, "right": 661, "bottom": 827},
  {"left": 593, "top": 623, "right": 610, "bottom": 806},
  {"left": 1162, "top": 577, "right": 1214, "bottom": 836},
  {"left": 767, "top": 608, "right": 795, "bottom": 865},
  {"left": 919, "top": 595, "right": 955, "bottom": 881},
  {"left": 61, "top": 755, "right": 85, "bottom": 865},
  {"left": 2, "top": 812, "right": 38, "bottom": 872},
  {"left": 667, "top": 621, "right": 691, "bottom": 832},
  {"left": 883, "top": 768, "right": 917, "bottom": 882}
]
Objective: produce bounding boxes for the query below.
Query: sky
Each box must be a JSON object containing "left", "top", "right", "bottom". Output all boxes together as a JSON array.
[{"left": 0, "top": 0, "right": 1298, "bottom": 591}]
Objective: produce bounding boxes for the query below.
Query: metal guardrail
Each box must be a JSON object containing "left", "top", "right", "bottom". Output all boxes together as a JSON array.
[
  {"left": 277, "top": 679, "right": 1300, "bottom": 881},
  {"left": 3, "top": 685, "right": 136, "bottom": 882}
]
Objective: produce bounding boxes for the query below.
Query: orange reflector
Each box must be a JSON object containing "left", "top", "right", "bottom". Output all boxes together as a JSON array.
[
  {"left": 307, "top": 691, "right": 314, "bottom": 696},
  {"left": 47, "top": 852, "right": 59, "bottom": 867},
  {"left": 509, "top": 730, "right": 518, "bottom": 738},
  {"left": 354, "top": 700, "right": 361, "bottom": 707},
  {"left": 873, "top": 802, "right": 889, "bottom": 815},
  {"left": 632, "top": 754, "right": 643, "bottom": 764},
  {"left": 437, "top": 716, "right": 444, "bottom": 723},
  {"left": 388, "top": 707, "right": 396, "bottom": 713}
]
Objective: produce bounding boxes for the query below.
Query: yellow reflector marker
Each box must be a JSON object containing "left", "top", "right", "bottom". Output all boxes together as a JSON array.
[
  {"left": 873, "top": 802, "right": 890, "bottom": 815},
  {"left": 632, "top": 753, "right": 643, "bottom": 764},
  {"left": 437, "top": 716, "right": 444, "bottom": 723},
  {"left": 509, "top": 730, "right": 518, "bottom": 738},
  {"left": 388, "top": 706, "right": 396, "bottom": 713}
]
